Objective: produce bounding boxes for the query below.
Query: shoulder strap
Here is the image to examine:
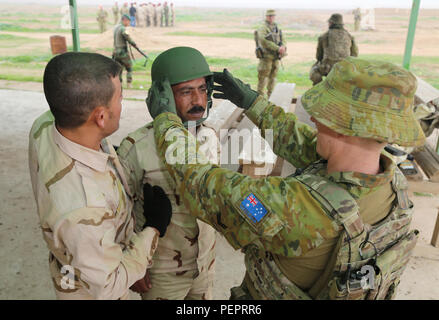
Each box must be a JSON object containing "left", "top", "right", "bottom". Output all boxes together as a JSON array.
[
  {"left": 391, "top": 167, "right": 411, "bottom": 210},
  {"left": 294, "top": 173, "right": 364, "bottom": 239}
]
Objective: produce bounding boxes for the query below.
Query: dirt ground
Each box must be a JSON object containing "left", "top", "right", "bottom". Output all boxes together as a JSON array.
[{"left": 1, "top": 5, "right": 439, "bottom": 300}]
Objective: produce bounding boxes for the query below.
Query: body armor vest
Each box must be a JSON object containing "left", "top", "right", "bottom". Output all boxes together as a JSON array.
[{"left": 244, "top": 161, "right": 418, "bottom": 300}]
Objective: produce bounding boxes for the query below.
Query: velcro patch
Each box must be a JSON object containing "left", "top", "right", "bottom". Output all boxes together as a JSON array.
[{"left": 240, "top": 193, "right": 268, "bottom": 224}]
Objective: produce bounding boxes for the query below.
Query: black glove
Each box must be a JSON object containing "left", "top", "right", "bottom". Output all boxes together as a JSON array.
[
  {"left": 142, "top": 183, "right": 172, "bottom": 237},
  {"left": 213, "top": 68, "right": 259, "bottom": 110}
]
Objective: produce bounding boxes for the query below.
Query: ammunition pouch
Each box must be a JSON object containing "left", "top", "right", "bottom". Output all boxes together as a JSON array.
[{"left": 255, "top": 47, "right": 264, "bottom": 59}]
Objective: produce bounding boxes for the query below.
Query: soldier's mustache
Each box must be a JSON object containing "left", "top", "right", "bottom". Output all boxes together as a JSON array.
[{"left": 187, "top": 106, "right": 205, "bottom": 114}]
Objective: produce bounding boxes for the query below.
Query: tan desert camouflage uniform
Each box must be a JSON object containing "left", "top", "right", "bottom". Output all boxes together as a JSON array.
[
  {"left": 150, "top": 57, "right": 424, "bottom": 299},
  {"left": 117, "top": 122, "right": 218, "bottom": 300},
  {"left": 28, "top": 111, "right": 159, "bottom": 300}
]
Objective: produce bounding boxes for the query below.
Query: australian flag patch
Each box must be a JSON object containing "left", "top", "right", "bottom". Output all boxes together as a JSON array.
[{"left": 240, "top": 193, "right": 268, "bottom": 224}]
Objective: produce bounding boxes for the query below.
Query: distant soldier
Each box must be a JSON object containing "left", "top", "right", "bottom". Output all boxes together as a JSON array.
[
  {"left": 153, "top": 3, "right": 158, "bottom": 27},
  {"left": 113, "top": 14, "right": 137, "bottom": 88},
  {"left": 353, "top": 7, "right": 362, "bottom": 32},
  {"left": 170, "top": 3, "right": 175, "bottom": 27},
  {"left": 97, "top": 5, "right": 108, "bottom": 33},
  {"left": 129, "top": 3, "right": 137, "bottom": 27},
  {"left": 145, "top": 3, "right": 151, "bottom": 27},
  {"left": 163, "top": 1, "right": 169, "bottom": 27},
  {"left": 112, "top": 2, "right": 119, "bottom": 25},
  {"left": 256, "top": 9, "right": 287, "bottom": 98},
  {"left": 137, "top": 3, "right": 145, "bottom": 28},
  {"left": 159, "top": 3, "right": 164, "bottom": 27},
  {"left": 120, "top": 2, "right": 129, "bottom": 16},
  {"left": 309, "top": 13, "right": 358, "bottom": 86}
]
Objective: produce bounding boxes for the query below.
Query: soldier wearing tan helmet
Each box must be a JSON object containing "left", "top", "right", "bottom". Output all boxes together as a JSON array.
[
  {"left": 309, "top": 13, "right": 358, "bottom": 86},
  {"left": 146, "top": 56, "right": 424, "bottom": 299}
]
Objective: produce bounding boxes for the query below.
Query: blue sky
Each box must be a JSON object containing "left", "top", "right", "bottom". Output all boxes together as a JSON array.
[{"left": 1, "top": 0, "right": 438, "bottom": 9}]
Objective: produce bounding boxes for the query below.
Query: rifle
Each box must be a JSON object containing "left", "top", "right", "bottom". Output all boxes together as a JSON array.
[
  {"left": 254, "top": 30, "right": 264, "bottom": 59},
  {"left": 129, "top": 44, "right": 149, "bottom": 67}
]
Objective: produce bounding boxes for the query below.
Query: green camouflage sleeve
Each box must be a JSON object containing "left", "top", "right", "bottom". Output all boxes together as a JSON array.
[
  {"left": 152, "top": 113, "right": 339, "bottom": 258},
  {"left": 246, "top": 95, "right": 320, "bottom": 169},
  {"left": 122, "top": 28, "right": 136, "bottom": 47}
]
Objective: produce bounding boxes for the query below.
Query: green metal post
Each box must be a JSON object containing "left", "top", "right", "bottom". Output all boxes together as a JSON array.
[
  {"left": 69, "top": 0, "right": 80, "bottom": 52},
  {"left": 402, "top": 0, "right": 421, "bottom": 70}
]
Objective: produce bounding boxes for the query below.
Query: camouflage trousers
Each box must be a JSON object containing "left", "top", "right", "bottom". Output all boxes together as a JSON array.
[
  {"left": 140, "top": 268, "right": 214, "bottom": 300},
  {"left": 99, "top": 22, "right": 106, "bottom": 33},
  {"left": 257, "top": 58, "right": 279, "bottom": 98},
  {"left": 354, "top": 19, "right": 361, "bottom": 32},
  {"left": 113, "top": 52, "right": 133, "bottom": 84}
]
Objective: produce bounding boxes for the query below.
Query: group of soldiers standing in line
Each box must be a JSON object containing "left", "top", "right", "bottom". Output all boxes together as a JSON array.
[
  {"left": 98, "top": 2, "right": 175, "bottom": 33},
  {"left": 113, "top": 2, "right": 175, "bottom": 28}
]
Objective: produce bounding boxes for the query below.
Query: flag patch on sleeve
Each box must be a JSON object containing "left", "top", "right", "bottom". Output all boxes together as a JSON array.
[{"left": 240, "top": 193, "right": 268, "bottom": 223}]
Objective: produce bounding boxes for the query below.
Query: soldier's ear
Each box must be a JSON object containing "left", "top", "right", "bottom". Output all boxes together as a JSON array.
[{"left": 91, "top": 106, "right": 108, "bottom": 129}]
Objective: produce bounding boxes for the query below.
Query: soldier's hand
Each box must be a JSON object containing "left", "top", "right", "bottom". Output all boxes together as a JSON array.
[
  {"left": 142, "top": 183, "right": 172, "bottom": 238},
  {"left": 146, "top": 78, "right": 177, "bottom": 118},
  {"left": 279, "top": 46, "right": 287, "bottom": 57},
  {"left": 213, "top": 69, "right": 259, "bottom": 110}
]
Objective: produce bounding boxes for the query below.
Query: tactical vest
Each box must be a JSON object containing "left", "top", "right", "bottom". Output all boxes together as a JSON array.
[
  {"left": 322, "top": 29, "right": 352, "bottom": 65},
  {"left": 243, "top": 161, "right": 418, "bottom": 300},
  {"left": 258, "top": 22, "right": 282, "bottom": 59},
  {"left": 114, "top": 24, "right": 127, "bottom": 49}
]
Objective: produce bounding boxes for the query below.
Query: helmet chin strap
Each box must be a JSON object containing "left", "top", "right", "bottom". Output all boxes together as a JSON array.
[
  {"left": 183, "top": 75, "right": 213, "bottom": 128},
  {"left": 183, "top": 98, "right": 212, "bottom": 128}
]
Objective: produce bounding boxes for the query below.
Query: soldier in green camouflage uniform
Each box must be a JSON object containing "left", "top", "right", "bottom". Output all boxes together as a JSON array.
[
  {"left": 112, "top": 2, "right": 120, "bottom": 25},
  {"left": 310, "top": 14, "right": 358, "bottom": 86},
  {"left": 256, "top": 9, "right": 287, "bottom": 98},
  {"left": 28, "top": 52, "right": 172, "bottom": 299},
  {"left": 145, "top": 56, "right": 425, "bottom": 299},
  {"left": 353, "top": 8, "right": 362, "bottom": 32},
  {"left": 113, "top": 14, "right": 136, "bottom": 88},
  {"left": 117, "top": 47, "right": 217, "bottom": 300},
  {"left": 97, "top": 6, "right": 108, "bottom": 33}
]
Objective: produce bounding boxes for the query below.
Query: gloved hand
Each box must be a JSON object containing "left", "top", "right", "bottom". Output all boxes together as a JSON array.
[
  {"left": 146, "top": 78, "right": 177, "bottom": 119},
  {"left": 213, "top": 68, "right": 259, "bottom": 110},
  {"left": 142, "top": 183, "right": 172, "bottom": 237}
]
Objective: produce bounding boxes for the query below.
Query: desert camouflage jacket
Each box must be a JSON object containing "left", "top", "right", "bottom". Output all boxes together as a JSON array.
[
  {"left": 117, "top": 122, "right": 218, "bottom": 275},
  {"left": 28, "top": 111, "right": 159, "bottom": 300}
]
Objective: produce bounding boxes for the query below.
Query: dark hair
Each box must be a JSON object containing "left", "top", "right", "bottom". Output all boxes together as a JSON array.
[{"left": 43, "top": 52, "right": 122, "bottom": 129}]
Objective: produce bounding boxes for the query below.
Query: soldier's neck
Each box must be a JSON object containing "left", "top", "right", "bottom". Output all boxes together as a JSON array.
[
  {"left": 57, "top": 124, "right": 104, "bottom": 151},
  {"left": 326, "top": 143, "right": 383, "bottom": 175}
]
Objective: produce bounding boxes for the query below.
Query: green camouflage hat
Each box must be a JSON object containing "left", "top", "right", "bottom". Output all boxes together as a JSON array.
[
  {"left": 301, "top": 57, "right": 426, "bottom": 147},
  {"left": 328, "top": 13, "right": 344, "bottom": 25},
  {"left": 266, "top": 9, "right": 276, "bottom": 16},
  {"left": 121, "top": 14, "right": 130, "bottom": 21}
]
